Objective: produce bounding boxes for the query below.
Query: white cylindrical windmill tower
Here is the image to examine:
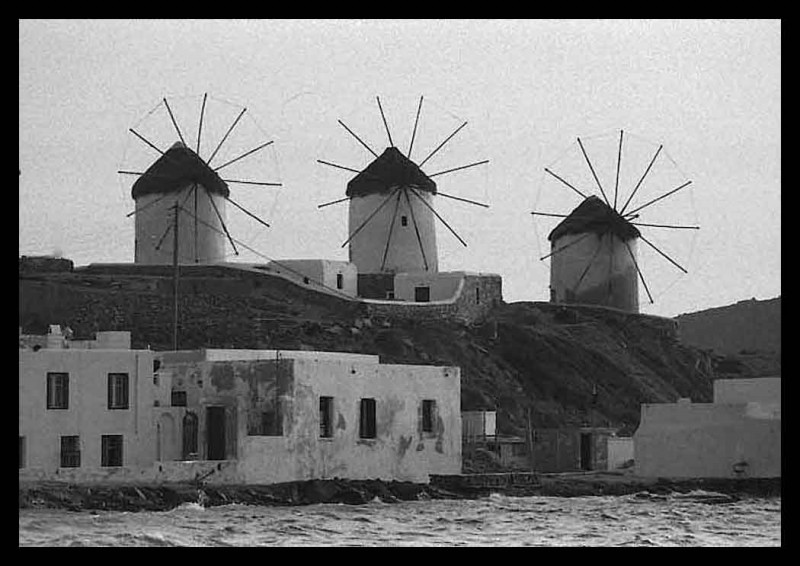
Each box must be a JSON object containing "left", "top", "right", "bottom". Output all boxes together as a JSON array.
[
  {"left": 346, "top": 147, "right": 439, "bottom": 274},
  {"left": 132, "top": 142, "right": 230, "bottom": 265},
  {"left": 548, "top": 196, "right": 640, "bottom": 313}
]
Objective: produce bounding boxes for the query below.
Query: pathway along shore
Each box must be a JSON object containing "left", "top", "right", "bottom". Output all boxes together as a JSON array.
[{"left": 19, "top": 472, "right": 780, "bottom": 513}]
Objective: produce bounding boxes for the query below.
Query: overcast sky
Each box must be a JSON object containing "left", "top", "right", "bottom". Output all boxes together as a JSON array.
[{"left": 19, "top": 19, "right": 780, "bottom": 317}]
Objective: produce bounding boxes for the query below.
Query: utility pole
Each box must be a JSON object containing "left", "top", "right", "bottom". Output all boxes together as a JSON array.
[{"left": 172, "top": 202, "right": 180, "bottom": 351}]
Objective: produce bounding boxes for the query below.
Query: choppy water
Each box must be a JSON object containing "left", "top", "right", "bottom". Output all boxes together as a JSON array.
[{"left": 19, "top": 492, "right": 780, "bottom": 547}]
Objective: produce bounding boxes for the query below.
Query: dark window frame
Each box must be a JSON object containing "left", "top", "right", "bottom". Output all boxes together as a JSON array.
[
  {"left": 60, "top": 435, "right": 81, "bottom": 468},
  {"left": 46, "top": 372, "right": 69, "bottom": 410},
  {"left": 101, "top": 434, "right": 124, "bottom": 467},
  {"left": 19, "top": 436, "right": 25, "bottom": 469},
  {"left": 336, "top": 273, "right": 344, "bottom": 290},
  {"left": 422, "top": 399, "right": 437, "bottom": 433},
  {"left": 171, "top": 390, "right": 187, "bottom": 407},
  {"left": 359, "top": 398, "right": 377, "bottom": 439},
  {"left": 107, "top": 372, "right": 130, "bottom": 410},
  {"left": 319, "top": 396, "right": 334, "bottom": 438},
  {"left": 414, "top": 286, "right": 431, "bottom": 303}
]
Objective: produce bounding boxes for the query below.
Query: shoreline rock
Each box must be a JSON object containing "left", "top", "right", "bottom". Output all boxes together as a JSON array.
[{"left": 18, "top": 475, "right": 780, "bottom": 513}]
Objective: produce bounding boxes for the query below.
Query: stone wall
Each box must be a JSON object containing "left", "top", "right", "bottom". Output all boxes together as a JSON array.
[{"left": 364, "top": 274, "right": 503, "bottom": 324}]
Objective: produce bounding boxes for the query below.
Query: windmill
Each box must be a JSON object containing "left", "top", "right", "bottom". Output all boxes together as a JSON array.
[
  {"left": 531, "top": 130, "right": 698, "bottom": 314},
  {"left": 118, "top": 93, "right": 281, "bottom": 266},
  {"left": 315, "top": 95, "right": 490, "bottom": 284}
]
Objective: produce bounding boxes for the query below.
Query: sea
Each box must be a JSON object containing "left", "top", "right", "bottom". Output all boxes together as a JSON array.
[{"left": 19, "top": 492, "right": 780, "bottom": 547}]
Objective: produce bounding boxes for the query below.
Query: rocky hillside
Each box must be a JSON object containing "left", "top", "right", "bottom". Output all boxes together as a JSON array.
[
  {"left": 19, "top": 262, "right": 719, "bottom": 437},
  {"left": 676, "top": 297, "right": 781, "bottom": 379}
]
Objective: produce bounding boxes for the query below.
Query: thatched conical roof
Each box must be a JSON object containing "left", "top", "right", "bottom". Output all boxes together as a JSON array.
[
  {"left": 346, "top": 147, "right": 436, "bottom": 197},
  {"left": 131, "top": 142, "right": 230, "bottom": 200},
  {"left": 548, "top": 196, "right": 640, "bottom": 242}
]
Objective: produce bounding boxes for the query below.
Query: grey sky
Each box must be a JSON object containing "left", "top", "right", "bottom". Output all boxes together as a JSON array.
[{"left": 19, "top": 19, "right": 780, "bottom": 317}]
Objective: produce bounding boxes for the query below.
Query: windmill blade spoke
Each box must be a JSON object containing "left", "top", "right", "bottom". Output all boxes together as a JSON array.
[
  {"left": 630, "top": 221, "right": 699, "bottom": 230},
  {"left": 573, "top": 238, "right": 604, "bottom": 293},
  {"left": 403, "top": 188, "right": 429, "bottom": 271},
  {"left": 614, "top": 130, "right": 623, "bottom": 210},
  {"left": 317, "top": 196, "right": 351, "bottom": 209},
  {"left": 338, "top": 119, "right": 378, "bottom": 158},
  {"left": 408, "top": 95, "right": 424, "bottom": 159},
  {"left": 428, "top": 159, "right": 490, "bottom": 179},
  {"left": 226, "top": 195, "right": 271, "bottom": 229},
  {"left": 418, "top": 121, "right": 467, "bottom": 168},
  {"left": 577, "top": 137, "right": 611, "bottom": 207},
  {"left": 544, "top": 168, "right": 588, "bottom": 200},
  {"left": 125, "top": 191, "right": 172, "bottom": 218},
  {"left": 376, "top": 96, "right": 394, "bottom": 148},
  {"left": 196, "top": 92, "right": 208, "bottom": 156},
  {"left": 340, "top": 187, "right": 399, "bottom": 248},
  {"left": 539, "top": 232, "right": 593, "bottom": 261},
  {"left": 407, "top": 186, "right": 467, "bottom": 247},
  {"left": 437, "top": 191, "right": 490, "bottom": 209},
  {"left": 381, "top": 190, "right": 404, "bottom": 271},
  {"left": 206, "top": 107, "right": 247, "bottom": 167},
  {"left": 619, "top": 144, "right": 663, "bottom": 215},
  {"left": 204, "top": 186, "right": 239, "bottom": 256},
  {"left": 317, "top": 159, "right": 362, "bottom": 174},
  {"left": 193, "top": 183, "right": 199, "bottom": 263},
  {"left": 624, "top": 239, "right": 654, "bottom": 304},
  {"left": 530, "top": 211, "right": 570, "bottom": 219},
  {"left": 154, "top": 222, "right": 173, "bottom": 251},
  {"left": 220, "top": 179, "right": 282, "bottom": 187},
  {"left": 624, "top": 180, "right": 693, "bottom": 217},
  {"left": 213, "top": 140, "right": 274, "bottom": 172},
  {"left": 163, "top": 98, "right": 187, "bottom": 147},
  {"left": 639, "top": 233, "right": 688, "bottom": 274},
  {"left": 129, "top": 128, "right": 166, "bottom": 157}
]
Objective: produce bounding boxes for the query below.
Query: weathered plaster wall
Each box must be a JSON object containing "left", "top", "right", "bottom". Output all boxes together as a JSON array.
[
  {"left": 265, "top": 259, "right": 358, "bottom": 298},
  {"left": 348, "top": 191, "right": 439, "bottom": 274},
  {"left": 607, "top": 437, "right": 634, "bottom": 470},
  {"left": 364, "top": 273, "right": 502, "bottom": 323},
  {"left": 134, "top": 184, "right": 227, "bottom": 265},
  {"left": 550, "top": 232, "right": 639, "bottom": 313},
  {"left": 713, "top": 377, "right": 781, "bottom": 405},
  {"left": 394, "top": 271, "right": 463, "bottom": 302},
  {"left": 237, "top": 358, "right": 462, "bottom": 484},
  {"left": 19, "top": 348, "right": 156, "bottom": 482},
  {"left": 634, "top": 401, "right": 781, "bottom": 478}
]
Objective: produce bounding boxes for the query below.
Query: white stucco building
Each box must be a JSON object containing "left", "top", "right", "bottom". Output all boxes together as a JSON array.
[
  {"left": 634, "top": 377, "right": 781, "bottom": 478},
  {"left": 19, "top": 328, "right": 462, "bottom": 485}
]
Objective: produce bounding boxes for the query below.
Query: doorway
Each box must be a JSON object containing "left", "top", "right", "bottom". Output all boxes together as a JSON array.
[
  {"left": 579, "top": 432, "right": 592, "bottom": 471},
  {"left": 206, "top": 406, "right": 227, "bottom": 461}
]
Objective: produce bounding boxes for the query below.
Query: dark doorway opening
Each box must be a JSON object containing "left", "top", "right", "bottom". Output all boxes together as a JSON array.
[
  {"left": 206, "top": 406, "right": 227, "bottom": 461},
  {"left": 579, "top": 432, "right": 592, "bottom": 471}
]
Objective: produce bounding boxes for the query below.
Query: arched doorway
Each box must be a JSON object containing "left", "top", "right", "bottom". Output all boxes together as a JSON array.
[{"left": 183, "top": 411, "right": 199, "bottom": 460}]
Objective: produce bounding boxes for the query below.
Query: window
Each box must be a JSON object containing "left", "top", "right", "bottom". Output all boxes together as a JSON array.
[
  {"left": 153, "top": 359, "right": 161, "bottom": 373},
  {"left": 260, "top": 407, "right": 283, "bottom": 436},
  {"left": 46, "top": 372, "right": 69, "bottom": 409},
  {"left": 60, "top": 436, "right": 81, "bottom": 468},
  {"left": 101, "top": 435, "right": 123, "bottom": 467},
  {"left": 476, "top": 287, "right": 481, "bottom": 304},
  {"left": 401, "top": 215, "right": 408, "bottom": 227},
  {"left": 359, "top": 398, "right": 377, "bottom": 439},
  {"left": 171, "top": 390, "right": 187, "bottom": 407},
  {"left": 336, "top": 273, "right": 344, "bottom": 290},
  {"left": 19, "top": 437, "right": 25, "bottom": 469},
  {"left": 422, "top": 400, "right": 436, "bottom": 433},
  {"left": 320, "top": 396, "right": 334, "bottom": 438},
  {"left": 414, "top": 286, "right": 430, "bottom": 303},
  {"left": 108, "top": 373, "right": 129, "bottom": 410}
]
